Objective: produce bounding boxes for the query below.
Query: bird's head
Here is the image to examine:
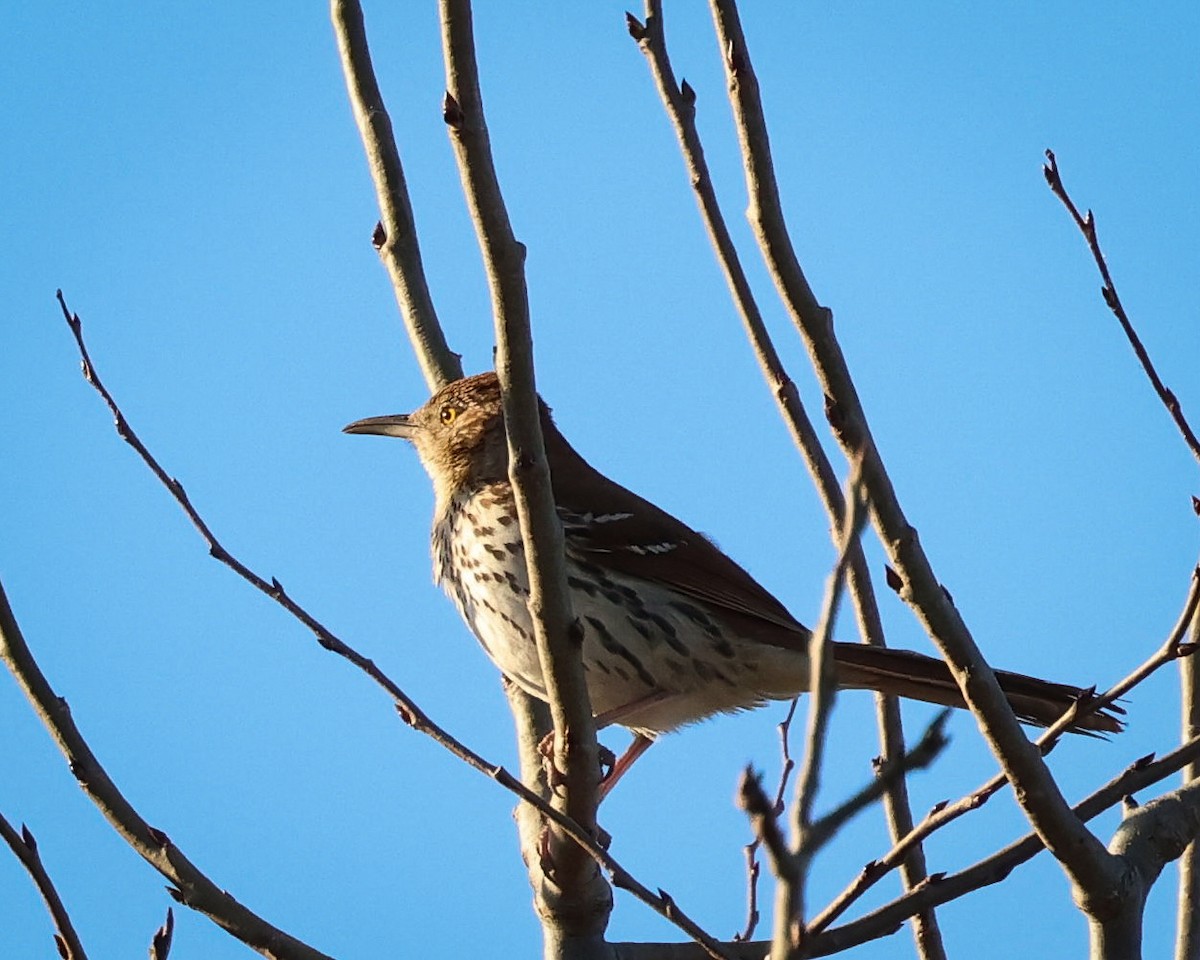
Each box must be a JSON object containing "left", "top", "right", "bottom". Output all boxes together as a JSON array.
[{"left": 344, "top": 372, "right": 517, "bottom": 503}]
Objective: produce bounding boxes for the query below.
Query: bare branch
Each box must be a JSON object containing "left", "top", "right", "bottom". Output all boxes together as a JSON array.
[
  {"left": 810, "top": 565, "right": 1200, "bottom": 935},
  {"left": 738, "top": 769, "right": 797, "bottom": 892},
  {"left": 765, "top": 476, "right": 868, "bottom": 956},
  {"left": 0, "top": 815, "right": 89, "bottom": 960},
  {"left": 818, "top": 736, "right": 1200, "bottom": 954},
  {"left": 611, "top": 735, "right": 1200, "bottom": 960},
  {"left": 0, "top": 580, "right": 334, "bottom": 960},
  {"left": 795, "top": 478, "right": 869, "bottom": 838},
  {"left": 802, "top": 710, "right": 950, "bottom": 861},
  {"left": 706, "top": 0, "right": 1121, "bottom": 900},
  {"left": 1094, "top": 778, "right": 1200, "bottom": 955},
  {"left": 1043, "top": 149, "right": 1200, "bottom": 465},
  {"left": 1177, "top": 599, "right": 1200, "bottom": 960},
  {"left": 629, "top": 5, "right": 940, "bottom": 950},
  {"left": 49, "top": 292, "right": 722, "bottom": 953},
  {"left": 437, "top": 0, "right": 607, "bottom": 946},
  {"left": 330, "top": 0, "right": 462, "bottom": 390}
]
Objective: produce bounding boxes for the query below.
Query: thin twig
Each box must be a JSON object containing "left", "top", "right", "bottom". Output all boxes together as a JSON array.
[
  {"left": 330, "top": 0, "right": 461, "bottom": 391},
  {"left": 49, "top": 292, "right": 725, "bottom": 957},
  {"left": 734, "top": 697, "right": 799, "bottom": 940},
  {"left": 738, "top": 769, "right": 797, "bottom": 889},
  {"left": 1043, "top": 150, "right": 1200, "bottom": 465},
  {"left": 0, "top": 815, "right": 89, "bottom": 960},
  {"left": 801, "top": 710, "right": 951, "bottom": 861},
  {"left": 628, "top": 5, "right": 941, "bottom": 951},
  {"left": 740, "top": 706, "right": 949, "bottom": 947},
  {"left": 795, "top": 478, "right": 869, "bottom": 837},
  {"left": 770, "top": 474, "right": 869, "bottom": 957}
]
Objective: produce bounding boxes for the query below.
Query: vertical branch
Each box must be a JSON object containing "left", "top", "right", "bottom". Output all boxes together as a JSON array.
[
  {"left": 794, "top": 477, "right": 867, "bottom": 835},
  {"left": 773, "top": 475, "right": 867, "bottom": 959},
  {"left": 1040, "top": 150, "right": 1200, "bottom": 958},
  {"left": 706, "top": 0, "right": 1120, "bottom": 901},
  {"left": 1178, "top": 604, "right": 1200, "bottom": 960},
  {"left": 330, "top": 0, "right": 462, "bottom": 390},
  {"left": 437, "top": 0, "right": 608, "bottom": 948},
  {"left": 627, "top": 8, "right": 942, "bottom": 950}
]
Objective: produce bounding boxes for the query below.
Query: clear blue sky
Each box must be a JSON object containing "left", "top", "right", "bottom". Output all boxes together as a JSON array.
[{"left": 3, "top": 3, "right": 1198, "bottom": 958}]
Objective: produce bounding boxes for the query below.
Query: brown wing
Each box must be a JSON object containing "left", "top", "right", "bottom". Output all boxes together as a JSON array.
[{"left": 544, "top": 423, "right": 811, "bottom": 651}]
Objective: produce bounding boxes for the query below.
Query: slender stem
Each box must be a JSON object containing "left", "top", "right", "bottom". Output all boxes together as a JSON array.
[
  {"left": 816, "top": 734, "right": 1200, "bottom": 956},
  {"left": 615, "top": 736, "right": 1200, "bottom": 958},
  {"left": 0, "top": 815, "right": 89, "bottom": 960},
  {"left": 1043, "top": 150, "right": 1200, "bottom": 465},
  {"left": 330, "top": 0, "right": 461, "bottom": 391},
  {"left": 811, "top": 564, "right": 1200, "bottom": 936},
  {"left": 773, "top": 475, "right": 868, "bottom": 957}
]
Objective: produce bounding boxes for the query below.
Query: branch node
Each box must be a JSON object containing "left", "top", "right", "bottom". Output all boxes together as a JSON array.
[{"left": 442, "top": 91, "right": 464, "bottom": 130}]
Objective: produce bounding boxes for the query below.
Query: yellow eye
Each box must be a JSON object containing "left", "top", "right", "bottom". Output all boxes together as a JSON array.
[{"left": 440, "top": 405, "right": 459, "bottom": 424}]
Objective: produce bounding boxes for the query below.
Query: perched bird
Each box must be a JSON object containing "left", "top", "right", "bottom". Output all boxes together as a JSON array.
[{"left": 345, "top": 372, "right": 1120, "bottom": 778}]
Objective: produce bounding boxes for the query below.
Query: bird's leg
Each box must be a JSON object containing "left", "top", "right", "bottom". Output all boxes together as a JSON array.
[
  {"left": 536, "top": 691, "right": 670, "bottom": 799},
  {"left": 598, "top": 732, "right": 655, "bottom": 801}
]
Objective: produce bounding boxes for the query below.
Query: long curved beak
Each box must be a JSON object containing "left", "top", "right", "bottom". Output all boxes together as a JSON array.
[{"left": 342, "top": 414, "right": 417, "bottom": 439}]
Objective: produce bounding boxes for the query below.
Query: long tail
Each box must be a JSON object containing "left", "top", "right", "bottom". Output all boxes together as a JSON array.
[{"left": 832, "top": 643, "right": 1124, "bottom": 734}]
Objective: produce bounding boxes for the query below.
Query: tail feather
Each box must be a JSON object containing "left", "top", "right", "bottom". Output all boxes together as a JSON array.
[{"left": 832, "top": 643, "right": 1124, "bottom": 735}]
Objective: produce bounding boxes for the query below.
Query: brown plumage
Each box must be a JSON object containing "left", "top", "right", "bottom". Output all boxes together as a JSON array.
[{"left": 345, "top": 372, "right": 1122, "bottom": 739}]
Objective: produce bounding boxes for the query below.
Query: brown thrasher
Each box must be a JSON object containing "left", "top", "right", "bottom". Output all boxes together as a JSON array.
[{"left": 345, "top": 372, "right": 1120, "bottom": 781}]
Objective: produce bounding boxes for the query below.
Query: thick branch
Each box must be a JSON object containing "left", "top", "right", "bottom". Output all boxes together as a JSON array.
[
  {"left": 706, "top": 0, "right": 1120, "bottom": 900},
  {"left": 1094, "top": 780, "right": 1200, "bottom": 957},
  {"left": 438, "top": 0, "right": 606, "bottom": 947},
  {"left": 330, "top": 0, "right": 461, "bottom": 390},
  {"left": 1178, "top": 601, "right": 1200, "bottom": 960}
]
